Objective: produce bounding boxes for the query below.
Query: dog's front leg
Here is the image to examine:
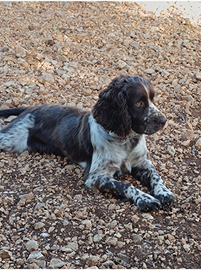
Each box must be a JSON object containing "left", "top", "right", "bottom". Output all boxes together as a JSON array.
[
  {"left": 131, "top": 159, "right": 175, "bottom": 207},
  {"left": 85, "top": 173, "right": 161, "bottom": 211}
]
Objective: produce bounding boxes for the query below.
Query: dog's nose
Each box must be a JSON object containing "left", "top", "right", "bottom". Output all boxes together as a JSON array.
[{"left": 157, "top": 116, "right": 167, "bottom": 126}]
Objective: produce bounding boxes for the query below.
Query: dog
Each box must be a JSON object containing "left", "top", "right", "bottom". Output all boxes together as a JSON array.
[{"left": 0, "top": 75, "right": 175, "bottom": 211}]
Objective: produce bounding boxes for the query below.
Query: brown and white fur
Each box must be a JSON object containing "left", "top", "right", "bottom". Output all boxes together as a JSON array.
[{"left": 0, "top": 75, "right": 175, "bottom": 211}]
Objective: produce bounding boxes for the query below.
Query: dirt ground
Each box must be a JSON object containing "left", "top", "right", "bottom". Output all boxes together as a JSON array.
[{"left": 0, "top": 1, "right": 201, "bottom": 269}]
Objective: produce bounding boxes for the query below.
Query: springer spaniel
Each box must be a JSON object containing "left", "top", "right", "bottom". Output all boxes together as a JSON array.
[{"left": 0, "top": 75, "right": 175, "bottom": 211}]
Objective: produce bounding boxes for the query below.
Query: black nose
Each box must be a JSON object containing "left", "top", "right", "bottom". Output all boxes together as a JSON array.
[{"left": 157, "top": 116, "right": 167, "bottom": 125}]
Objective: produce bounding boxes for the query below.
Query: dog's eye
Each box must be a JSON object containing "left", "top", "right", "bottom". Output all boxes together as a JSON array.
[{"left": 135, "top": 101, "right": 145, "bottom": 108}]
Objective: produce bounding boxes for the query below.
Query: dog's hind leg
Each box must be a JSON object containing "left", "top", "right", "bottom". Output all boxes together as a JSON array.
[{"left": 0, "top": 113, "right": 34, "bottom": 154}]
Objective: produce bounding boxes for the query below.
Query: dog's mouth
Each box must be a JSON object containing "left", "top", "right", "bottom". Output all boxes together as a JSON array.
[{"left": 132, "top": 116, "right": 167, "bottom": 135}]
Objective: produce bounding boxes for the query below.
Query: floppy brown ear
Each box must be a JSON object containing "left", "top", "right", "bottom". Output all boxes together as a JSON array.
[{"left": 92, "top": 76, "right": 132, "bottom": 137}]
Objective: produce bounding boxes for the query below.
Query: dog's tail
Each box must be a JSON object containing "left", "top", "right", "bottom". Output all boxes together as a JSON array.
[{"left": 0, "top": 107, "right": 26, "bottom": 118}]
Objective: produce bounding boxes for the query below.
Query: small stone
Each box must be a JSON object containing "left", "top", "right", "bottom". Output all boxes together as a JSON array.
[
  {"left": 117, "top": 241, "right": 125, "bottom": 248},
  {"left": 181, "top": 140, "right": 191, "bottom": 147},
  {"left": 142, "top": 213, "right": 154, "bottom": 220},
  {"left": 74, "top": 194, "right": 82, "bottom": 201},
  {"left": 0, "top": 249, "right": 13, "bottom": 260},
  {"left": 34, "top": 222, "right": 45, "bottom": 230},
  {"left": 35, "top": 202, "right": 45, "bottom": 209},
  {"left": 28, "top": 251, "right": 44, "bottom": 262},
  {"left": 116, "top": 253, "right": 130, "bottom": 264},
  {"left": 195, "top": 138, "right": 201, "bottom": 148},
  {"left": 144, "top": 68, "right": 155, "bottom": 74},
  {"left": 68, "top": 62, "right": 78, "bottom": 68},
  {"left": 172, "top": 79, "right": 178, "bottom": 87},
  {"left": 67, "top": 242, "right": 78, "bottom": 251},
  {"left": 195, "top": 197, "right": 201, "bottom": 204},
  {"left": 88, "top": 255, "right": 101, "bottom": 267},
  {"left": 130, "top": 43, "right": 138, "bottom": 48},
  {"left": 181, "top": 129, "right": 194, "bottom": 141},
  {"left": 38, "top": 73, "right": 55, "bottom": 85},
  {"left": 16, "top": 258, "right": 25, "bottom": 266},
  {"left": 105, "top": 237, "right": 117, "bottom": 246},
  {"left": 122, "top": 39, "right": 131, "bottom": 47},
  {"left": 0, "top": 46, "right": 9, "bottom": 52},
  {"left": 5, "top": 81, "right": 14, "bottom": 87},
  {"left": 17, "top": 198, "right": 26, "bottom": 206},
  {"left": 117, "top": 60, "right": 127, "bottom": 69},
  {"left": 132, "top": 233, "right": 143, "bottom": 243},
  {"left": 167, "top": 145, "right": 175, "bottom": 157},
  {"left": 183, "top": 244, "right": 190, "bottom": 252},
  {"left": 40, "top": 233, "right": 49, "bottom": 237},
  {"left": 36, "top": 260, "right": 46, "bottom": 269},
  {"left": 27, "top": 263, "right": 40, "bottom": 269},
  {"left": 82, "top": 220, "right": 92, "bottom": 230},
  {"left": 108, "top": 204, "right": 116, "bottom": 210},
  {"left": 195, "top": 72, "right": 201, "bottom": 81},
  {"left": 131, "top": 215, "right": 140, "bottom": 223},
  {"left": 49, "top": 258, "right": 66, "bottom": 269},
  {"left": 93, "top": 233, "right": 104, "bottom": 242},
  {"left": 20, "top": 192, "right": 34, "bottom": 201},
  {"left": 61, "top": 247, "right": 73, "bottom": 253},
  {"left": 25, "top": 240, "right": 39, "bottom": 252},
  {"left": 15, "top": 46, "right": 27, "bottom": 58},
  {"left": 83, "top": 88, "right": 92, "bottom": 96}
]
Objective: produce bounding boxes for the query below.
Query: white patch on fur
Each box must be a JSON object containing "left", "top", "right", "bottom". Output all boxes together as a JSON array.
[
  {"left": 0, "top": 113, "right": 34, "bottom": 153},
  {"left": 86, "top": 115, "right": 148, "bottom": 188},
  {"left": 79, "top": 162, "right": 87, "bottom": 169}
]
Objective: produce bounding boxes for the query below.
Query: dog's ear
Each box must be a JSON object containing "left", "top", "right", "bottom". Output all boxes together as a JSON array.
[{"left": 92, "top": 76, "right": 132, "bottom": 137}]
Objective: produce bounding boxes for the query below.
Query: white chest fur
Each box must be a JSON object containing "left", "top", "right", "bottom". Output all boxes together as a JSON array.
[{"left": 89, "top": 115, "right": 148, "bottom": 176}]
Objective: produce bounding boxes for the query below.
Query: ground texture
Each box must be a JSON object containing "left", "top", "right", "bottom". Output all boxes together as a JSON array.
[{"left": 0, "top": 1, "right": 201, "bottom": 269}]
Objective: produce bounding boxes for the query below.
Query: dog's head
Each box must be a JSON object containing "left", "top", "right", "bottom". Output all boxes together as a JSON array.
[{"left": 92, "top": 75, "right": 167, "bottom": 137}]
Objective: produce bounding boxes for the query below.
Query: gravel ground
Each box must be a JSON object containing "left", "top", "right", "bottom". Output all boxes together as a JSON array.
[{"left": 0, "top": 1, "right": 201, "bottom": 269}]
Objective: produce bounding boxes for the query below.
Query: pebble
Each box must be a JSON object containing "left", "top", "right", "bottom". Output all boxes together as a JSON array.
[
  {"left": 25, "top": 240, "right": 39, "bottom": 252},
  {"left": 15, "top": 46, "right": 27, "bottom": 58},
  {"left": 28, "top": 251, "right": 44, "bottom": 262},
  {"left": 38, "top": 73, "right": 55, "bottom": 84},
  {"left": 195, "top": 137, "right": 201, "bottom": 148},
  {"left": 82, "top": 220, "right": 92, "bottom": 230},
  {"left": 68, "top": 61, "right": 79, "bottom": 68},
  {"left": 5, "top": 81, "right": 14, "bottom": 87},
  {"left": 131, "top": 215, "right": 140, "bottom": 223},
  {"left": 0, "top": 249, "right": 13, "bottom": 260},
  {"left": 34, "top": 222, "right": 45, "bottom": 230},
  {"left": 105, "top": 237, "right": 118, "bottom": 246},
  {"left": 143, "top": 68, "right": 155, "bottom": 74},
  {"left": 195, "top": 72, "right": 201, "bottom": 81},
  {"left": 19, "top": 192, "right": 34, "bottom": 201},
  {"left": 183, "top": 244, "right": 190, "bottom": 252},
  {"left": 167, "top": 145, "right": 175, "bottom": 156},
  {"left": 142, "top": 213, "right": 154, "bottom": 220},
  {"left": 87, "top": 255, "right": 101, "bottom": 267},
  {"left": 117, "top": 60, "right": 127, "bottom": 69},
  {"left": 132, "top": 233, "right": 143, "bottom": 243},
  {"left": 67, "top": 242, "right": 78, "bottom": 251},
  {"left": 40, "top": 233, "right": 49, "bottom": 237},
  {"left": 195, "top": 197, "right": 201, "bottom": 204},
  {"left": 49, "top": 258, "right": 66, "bottom": 269},
  {"left": 93, "top": 233, "right": 104, "bottom": 242}
]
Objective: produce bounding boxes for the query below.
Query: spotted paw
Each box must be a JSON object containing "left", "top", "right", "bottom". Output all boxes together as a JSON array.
[
  {"left": 136, "top": 194, "right": 161, "bottom": 212},
  {"left": 155, "top": 192, "right": 175, "bottom": 206},
  {"left": 152, "top": 185, "right": 175, "bottom": 206}
]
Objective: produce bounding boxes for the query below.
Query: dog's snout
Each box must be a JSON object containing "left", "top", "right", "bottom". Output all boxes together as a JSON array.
[{"left": 157, "top": 116, "right": 167, "bottom": 126}]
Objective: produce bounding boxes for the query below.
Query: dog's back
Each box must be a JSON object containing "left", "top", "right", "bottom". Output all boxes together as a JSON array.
[{"left": 0, "top": 105, "right": 93, "bottom": 164}]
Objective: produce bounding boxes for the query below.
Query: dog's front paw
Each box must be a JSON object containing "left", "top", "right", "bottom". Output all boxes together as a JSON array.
[
  {"left": 135, "top": 193, "right": 161, "bottom": 212},
  {"left": 153, "top": 185, "right": 175, "bottom": 206}
]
